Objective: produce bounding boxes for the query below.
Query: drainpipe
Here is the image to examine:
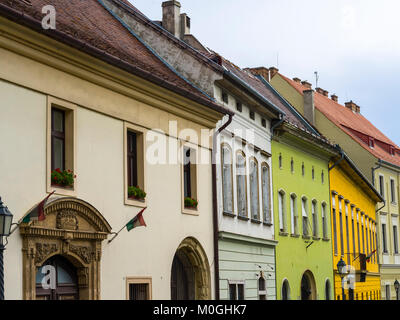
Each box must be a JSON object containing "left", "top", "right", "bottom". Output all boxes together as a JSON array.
[
  {"left": 329, "top": 146, "right": 344, "bottom": 172},
  {"left": 371, "top": 159, "right": 383, "bottom": 187},
  {"left": 270, "top": 114, "right": 285, "bottom": 138},
  {"left": 212, "top": 114, "right": 233, "bottom": 300}
]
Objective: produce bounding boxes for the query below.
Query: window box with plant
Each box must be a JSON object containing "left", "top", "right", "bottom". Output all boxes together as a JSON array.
[
  {"left": 51, "top": 168, "right": 76, "bottom": 189},
  {"left": 128, "top": 186, "right": 147, "bottom": 202},
  {"left": 184, "top": 197, "right": 198, "bottom": 210}
]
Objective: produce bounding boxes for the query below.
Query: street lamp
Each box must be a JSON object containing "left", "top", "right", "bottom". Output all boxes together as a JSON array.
[
  {"left": 394, "top": 279, "right": 400, "bottom": 301},
  {"left": 337, "top": 258, "right": 347, "bottom": 300},
  {"left": 0, "top": 197, "right": 13, "bottom": 300}
]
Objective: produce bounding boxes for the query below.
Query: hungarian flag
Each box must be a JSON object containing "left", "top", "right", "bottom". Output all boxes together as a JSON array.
[
  {"left": 126, "top": 207, "right": 147, "bottom": 232},
  {"left": 22, "top": 191, "right": 55, "bottom": 223},
  {"left": 366, "top": 250, "right": 377, "bottom": 262}
]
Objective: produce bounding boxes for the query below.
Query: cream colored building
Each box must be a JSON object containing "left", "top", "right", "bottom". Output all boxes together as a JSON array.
[{"left": 0, "top": 0, "right": 232, "bottom": 300}]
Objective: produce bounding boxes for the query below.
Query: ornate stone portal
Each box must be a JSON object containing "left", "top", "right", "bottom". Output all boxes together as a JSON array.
[{"left": 19, "top": 197, "right": 112, "bottom": 300}]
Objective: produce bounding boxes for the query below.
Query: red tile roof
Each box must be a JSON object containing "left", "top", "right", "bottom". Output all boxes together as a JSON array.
[
  {"left": 278, "top": 73, "right": 400, "bottom": 167},
  {"left": 0, "top": 0, "right": 230, "bottom": 115}
]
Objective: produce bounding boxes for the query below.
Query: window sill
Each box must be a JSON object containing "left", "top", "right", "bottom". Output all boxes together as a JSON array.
[
  {"left": 322, "top": 238, "right": 330, "bottom": 242},
  {"left": 182, "top": 207, "right": 199, "bottom": 216},
  {"left": 312, "top": 236, "right": 321, "bottom": 241},
  {"left": 223, "top": 212, "right": 236, "bottom": 218},
  {"left": 237, "top": 215, "right": 250, "bottom": 222},
  {"left": 302, "top": 235, "right": 311, "bottom": 240},
  {"left": 279, "top": 231, "right": 289, "bottom": 237},
  {"left": 125, "top": 197, "right": 147, "bottom": 208},
  {"left": 290, "top": 234, "right": 300, "bottom": 238},
  {"left": 263, "top": 222, "right": 273, "bottom": 227},
  {"left": 251, "top": 219, "right": 262, "bottom": 225},
  {"left": 49, "top": 184, "right": 76, "bottom": 197}
]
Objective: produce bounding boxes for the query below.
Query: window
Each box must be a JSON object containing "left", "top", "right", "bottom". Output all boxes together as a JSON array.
[
  {"left": 338, "top": 198, "right": 344, "bottom": 256},
  {"left": 345, "top": 203, "right": 350, "bottom": 264},
  {"left": 394, "top": 225, "right": 399, "bottom": 254},
  {"left": 236, "top": 101, "right": 242, "bottom": 112},
  {"left": 312, "top": 201, "right": 318, "bottom": 237},
  {"left": 382, "top": 223, "right": 388, "bottom": 253},
  {"left": 302, "top": 163, "right": 305, "bottom": 177},
  {"left": 261, "top": 164, "right": 271, "bottom": 224},
  {"left": 183, "top": 147, "right": 197, "bottom": 209},
  {"left": 351, "top": 207, "right": 356, "bottom": 258},
  {"left": 249, "top": 159, "right": 260, "bottom": 221},
  {"left": 126, "top": 278, "right": 152, "bottom": 300},
  {"left": 332, "top": 195, "right": 338, "bottom": 255},
  {"left": 357, "top": 211, "right": 361, "bottom": 256},
  {"left": 221, "top": 145, "right": 233, "bottom": 214},
  {"left": 390, "top": 146, "right": 396, "bottom": 156},
  {"left": 391, "top": 179, "right": 396, "bottom": 203},
  {"left": 47, "top": 97, "right": 76, "bottom": 196},
  {"left": 261, "top": 118, "right": 267, "bottom": 128},
  {"left": 51, "top": 108, "right": 65, "bottom": 172},
  {"left": 236, "top": 152, "right": 247, "bottom": 218},
  {"left": 282, "top": 280, "right": 290, "bottom": 300},
  {"left": 302, "top": 198, "right": 309, "bottom": 237},
  {"left": 124, "top": 123, "right": 146, "bottom": 206},
  {"left": 325, "top": 280, "right": 331, "bottom": 300},
  {"left": 222, "top": 91, "right": 228, "bottom": 104},
  {"left": 368, "top": 137, "right": 375, "bottom": 148},
  {"left": 361, "top": 216, "right": 365, "bottom": 254},
  {"left": 321, "top": 170, "right": 325, "bottom": 184},
  {"left": 379, "top": 175, "right": 385, "bottom": 198},
  {"left": 312, "top": 167, "right": 315, "bottom": 180},
  {"left": 290, "top": 195, "right": 298, "bottom": 235},
  {"left": 278, "top": 191, "right": 286, "bottom": 233},
  {"left": 290, "top": 158, "right": 294, "bottom": 173},
  {"left": 229, "top": 282, "right": 244, "bottom": 300},
  {"left": 386, "top": 285, "right": 391, "bottom": 300},
  {"left": 249, "top": 110, "right": 255, "bottom": 120},
  {"left": 321, "top": 203, "right": 328, "bottom": 239},
  {"left": 258, "top": 277, "right": 267, "bottom": 300},
  {"left": 279, "top": 154, "right": 283, "bottom": 169}
]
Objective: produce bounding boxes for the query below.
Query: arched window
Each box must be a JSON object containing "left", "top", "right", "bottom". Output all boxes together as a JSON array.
[
  {"left": 278, "top": 191, "right": 286, "bottom": 233},
  {"left": 302, "top": 163, "right": 305, "bottom": 177},
  {"left": 290, "top": 158, "right": 294, "bottom": 173},
  {"left": 261, "top": 164, "right": 271, "bottom": 224},
  {"left": 290, "top": 194, "right": 298, "bottom": 235},
  {"left": 312, "top": 200, "right": 318, "bottom": 237},
  {"left": 325, "top": 279, "right": 331, "bottom": 300},
  {"left": 249, "top": 158, "right": 260, "bottom": 221},
  {"left": 221, "top": 145, "right": 233, "bottom": 214},
  {"left": 302, "top": 197, "right": 309, "bottom": 236},
  {"left": 236, "top": 152, "right": 247, "bottom": 218},
  {"left": 282, "top": 280, "right": 290, "bottom": 300},
  {"left": 258, "top": 277, "right": 267, "bottom": 300}
]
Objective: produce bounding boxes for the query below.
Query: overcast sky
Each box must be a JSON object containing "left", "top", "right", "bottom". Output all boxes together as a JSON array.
[{"left": 129, "top": 0, "right": 400, "bottom": 145}]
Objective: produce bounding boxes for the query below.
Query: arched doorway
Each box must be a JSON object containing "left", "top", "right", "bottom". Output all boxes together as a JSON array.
[
  {"left": 170, "top": 237, "right": 211, "bottom": 300},
  {"left": 36, "top": 255, "right": 78, "bottom": 300},
  {"left": 282, "top": 279, "right": 290, "bottom": 300},
  {"left": 300, "top": 271, "right": 317, "bottom": 300}
]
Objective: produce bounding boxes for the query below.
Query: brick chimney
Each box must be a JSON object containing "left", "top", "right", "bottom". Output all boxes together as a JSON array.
[
  {"left": 246, "top": 67, "right": 271, "bottom": 81},
  {"left": 303, "top": 89, "right": 315, "bottom": 125},
  {"left": 301, "top": 80, "right": 312, "bottom": 89},
  {"left": 315, "top": 87, "right": 324, "bottom": 95},
  {"left": 323, "top": 90, "right": 329, "bottom": 97},
  {"left": 331, "top": 94, "right": 338, "bottom": 102},
  {"left": 162, "top": 1, "right": 182, "bottom": 38},
  {"left": 293, "top": 77, "right": 301, "bottom": 83},
  {"left": 269, "top": 67, "right": 279, "bottom": 79},
  {"left": 345, "top": 100, "right": 361, "bottom": 113}
]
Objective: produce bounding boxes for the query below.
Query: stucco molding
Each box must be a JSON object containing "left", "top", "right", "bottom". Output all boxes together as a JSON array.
[{"left": 219, "top": 231, "right": 278, "bottom": 247}]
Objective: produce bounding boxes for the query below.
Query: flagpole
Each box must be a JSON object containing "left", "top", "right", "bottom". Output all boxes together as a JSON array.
[{"left": 108, "top": 207, "right": 147, "bottom": 244}]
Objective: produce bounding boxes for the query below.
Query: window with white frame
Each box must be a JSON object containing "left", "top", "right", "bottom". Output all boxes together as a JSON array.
[
  {"left": 312, "top": 200, "right": 318, "bottom": 237},
  {"left": 394, "top": 225, "right": 399, "bottom": 254},
  {"left": 258, "top": 277, "right": 267, "bottom": 300},
  {"left": 382, "top": 223, "right": 388, "bottom": 253},
  {"left": 278, "top": 191, "right": 286, "bottom": 233},
  {"left": 236, "top": 152, "right": 247, "bottom": 218},
  {"left": 379, "top": 175, "right": 385, "bottom": 199},
  {"left": 332, "top": 194, "right": 338, "bottom": 255},
  {"left": 261, "top": 164, "right": 271, "bottom": 224},
  {"left": 351, "top": 206, "right": 356, "bottom": 258},
  {"left": 302, "top": 197, "right": 309, "bottom": 236},
  {"left": 250, "top": 158, "right": 260, "bottom": 221},
  {"left": 229, "top": 281, "right": 245, "bottom": 300},
  {"left": 290, "top": 194, "right": 298, "bottom": 235},
  {"left": 221, "top": 145, "right": 233, "bottom": 214},
  {"left": 391, "top": 179, "right": 396, "bottom": 203}
]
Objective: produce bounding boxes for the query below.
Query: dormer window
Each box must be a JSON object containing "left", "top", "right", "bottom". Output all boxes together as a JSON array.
[
  {"left": 368, "top": 137, "right": 375, "bottom": 148},
  {"left": 390, "top": 146, "right": 396, "bottom": 156}
]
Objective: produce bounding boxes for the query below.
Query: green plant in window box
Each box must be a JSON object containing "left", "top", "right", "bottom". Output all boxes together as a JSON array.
[
  {"left": 128, "top": 186, "right": 147, "bottom": 201},
  {"left": 51, "top": 168, "right": 75, "bottom": 188},
  {"left": 184, "top": 197, "right": 198, "bottom": 209}
]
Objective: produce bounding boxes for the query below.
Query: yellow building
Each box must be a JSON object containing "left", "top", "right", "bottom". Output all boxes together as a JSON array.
[{"left": 329, "top": 151, "right": 384, "bottom": 300}]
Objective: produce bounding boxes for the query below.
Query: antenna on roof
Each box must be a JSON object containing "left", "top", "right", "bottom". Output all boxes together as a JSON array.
[
  {"left": 314, "top": 71, "right": 319, "bottom": 88},
  {"left": 277, "top": 52, "right": 279, "bottom": 69}
]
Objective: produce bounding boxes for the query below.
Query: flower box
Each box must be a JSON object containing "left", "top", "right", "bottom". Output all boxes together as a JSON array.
[
  {"left": 51, "top": 168, "right": 75, "bottom": 188},
  {"left": 128, "top": 186, "right": 146, "bottom": 201},
  {"left": 184, "top": 197, "right": 198, "bottom": 209}
]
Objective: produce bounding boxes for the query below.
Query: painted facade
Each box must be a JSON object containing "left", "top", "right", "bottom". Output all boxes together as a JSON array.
[
  {"left": 272, "top": 123, "right": 336, "bottom": 300},
  {"left": 0, "top": 0, "right": 233, "bottom": 300}
]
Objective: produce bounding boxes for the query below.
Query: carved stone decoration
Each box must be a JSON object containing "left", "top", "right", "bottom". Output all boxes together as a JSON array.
[
  {"left": 56, "top": 210, "right": 78, "bottom": 230},
  {"left": 70, "top": 245, "right": 93, "bottom": 265},
  {"left": 34, "top": 243, "right": 58, "bottom": 264},
  {"left": 20, "top": 197, "right": 112, "bottom": 300}
]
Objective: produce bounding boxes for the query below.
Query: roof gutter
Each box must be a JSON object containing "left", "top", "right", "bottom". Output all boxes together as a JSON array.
[
  {"left": 270, "top": 113, "right": 285, "bottom": 138},
  {"left": 212, "top": 114, "right": 233, "bottom": 300}
]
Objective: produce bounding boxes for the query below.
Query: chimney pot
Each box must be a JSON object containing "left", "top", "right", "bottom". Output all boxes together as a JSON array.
[
  {"left": 269, "top": 67, "right": 279, "bottom": 79},
  {"left": 246, "top": 67, "right": 271, "bottom": 82},
  {"left": 331, "top": 94, "right": 338, "bottom": 102},
  {"left": 293, "top": 77, "right": 301, "bottom": 83}
]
